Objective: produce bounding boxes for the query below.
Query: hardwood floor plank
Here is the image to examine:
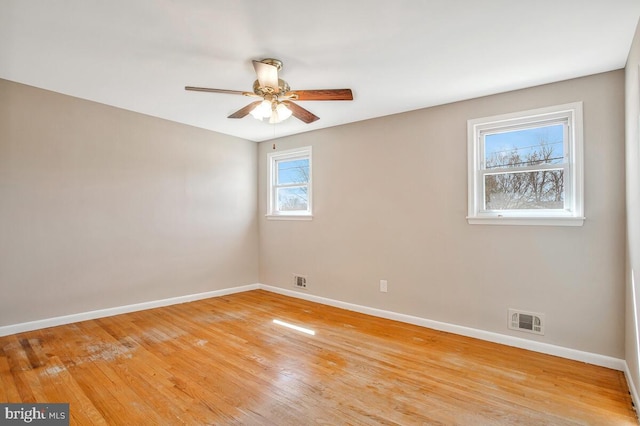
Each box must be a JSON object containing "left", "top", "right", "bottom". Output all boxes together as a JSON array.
[
  {"left": 0, "top": 290, "right": 636, "bottom": 425},
  {"left": 0, "top": 347, "right": 21, "bottom": 402},
  {"left": 34, "top": 354, "right": 107, "bottom": 425}
]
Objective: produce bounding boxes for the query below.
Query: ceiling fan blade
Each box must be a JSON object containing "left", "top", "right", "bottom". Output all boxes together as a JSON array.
[
  {"left": 185, "top": 86, "right": 256, "bottom": 97},
  {"left": 284, "top": 89, "right": 353, "bottom": 101},
  {"left": 228, "top": 101, "right": 263, "bottom": 119},
  {"left": 253, "top": 60, "right": 280, "bottom": 92},
  {"left": 281, "top": 100, "right": 320, "bottom": 124}
]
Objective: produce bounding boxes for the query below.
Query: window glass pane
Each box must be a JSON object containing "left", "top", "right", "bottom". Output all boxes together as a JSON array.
[
  {"left": 277, "top": 186, "right": 308, "bottom": 211},
  {"left": 484, "top": 170, "right": 564, "bottom": 210},
  {"left": 277, "top": 158, "right": 309, "bottom": 185},
  {"left": 484, "top": 124, "right": 564, "bottom": 169}
]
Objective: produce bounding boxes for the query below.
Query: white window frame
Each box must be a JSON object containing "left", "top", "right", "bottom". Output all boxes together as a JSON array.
[
  {"left": 467, "top": 102, "right": 584, "bottom": 226},
  {"left": 267, "top": 146, "right": 312, "bottom": 220}
]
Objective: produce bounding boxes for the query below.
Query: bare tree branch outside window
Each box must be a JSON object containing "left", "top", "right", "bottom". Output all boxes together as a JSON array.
[
  {"left": 277, "top": 159, "right": 309, "bottom": 211},
  {"left": 484, "top": 131, "right": 565, "bottom": 210}
]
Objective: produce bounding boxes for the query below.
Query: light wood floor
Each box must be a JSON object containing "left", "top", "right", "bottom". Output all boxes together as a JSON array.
[{"left": 0, "top": 290, "right": 637, "bottom": 425}]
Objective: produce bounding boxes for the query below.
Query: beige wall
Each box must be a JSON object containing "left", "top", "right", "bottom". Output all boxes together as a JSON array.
[
  {"left": 259, "top": 71, "right": 626, "bottom": 358},
  {"left": 0, "top": 79, "right": 259, "bottom": 326},
  {"left": 625, "top": 20, "right": 640, "bottom": 398}
]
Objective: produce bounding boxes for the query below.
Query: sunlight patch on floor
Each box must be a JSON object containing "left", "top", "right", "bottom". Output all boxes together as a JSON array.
[{"left": 273, "top": 319, "right": 315, "bottom": 336}]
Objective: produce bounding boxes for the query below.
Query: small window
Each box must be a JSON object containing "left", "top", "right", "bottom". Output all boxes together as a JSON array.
[
  {"left": 267, "top": 146, "right": 312, "bottom": 219},
  {"left": 467, "top": 103, "right": 584, "bottom": 226}
]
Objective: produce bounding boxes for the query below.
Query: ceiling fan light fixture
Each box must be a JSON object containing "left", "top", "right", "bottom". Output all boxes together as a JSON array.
[
  {"left": 251, "top": 99, "right": 292, "bottom": 124},
  {"left": 268, "top": 110, "right": 279, "bottom": 124},
  {"left": 268, "top": 102, "right": 292, "bottom": 124},
  {"left": 250, "top": 99, "right": 272, "bottom": 120},
  {"left": 275, "top": 102, "right": 292, "bottom": 121}
]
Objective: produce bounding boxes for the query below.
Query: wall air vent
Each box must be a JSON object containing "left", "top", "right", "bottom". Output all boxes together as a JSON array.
[
  {"left": 293, "top": 274, "right": 307, "bottom": 290},
  {"left": 508, "top": 309, "right": 545, "bottom": 335}
]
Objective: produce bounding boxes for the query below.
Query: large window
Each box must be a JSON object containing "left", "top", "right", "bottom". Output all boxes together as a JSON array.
[
  {"left": 267, "top": 146, "right": 312, "bottom": 219},
  {"left": 467, "top": 102, "right": 584, "bottom": 226}
]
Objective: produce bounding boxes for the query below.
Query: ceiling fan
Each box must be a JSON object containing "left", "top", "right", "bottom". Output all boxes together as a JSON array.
[{"left": 185, "top": 58, "right": 353, "bottom": 124}]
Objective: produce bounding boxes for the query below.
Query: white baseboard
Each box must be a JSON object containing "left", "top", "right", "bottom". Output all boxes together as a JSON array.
[
  {"left": 0, "top": 282, "right": 627, "bottom": 373},
  {"left": 258, "top": 284, "right": 627, "bottom": 371},
  {"left": 0, "top": 284, "right": 260, "bottom": 337},
  {"left": 624, "top": 362, "right": 640, "bottom": 419}
]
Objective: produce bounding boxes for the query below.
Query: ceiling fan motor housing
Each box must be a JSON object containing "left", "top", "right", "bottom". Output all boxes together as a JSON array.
[{"left": 253, "top": 79, "right": 290, "bottom": 96}]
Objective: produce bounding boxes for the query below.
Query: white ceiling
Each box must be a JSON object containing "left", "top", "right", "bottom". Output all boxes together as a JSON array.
[{"left": 1, "top": 1, "right": 639, "bottom": 142}]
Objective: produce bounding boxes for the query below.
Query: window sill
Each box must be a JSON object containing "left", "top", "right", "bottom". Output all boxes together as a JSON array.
[
  {"left": 266, "top": 214, "right": 313, "bottom": 221},
  {"left": 467, "top": 216, "right": 585, "bottom": 226}
]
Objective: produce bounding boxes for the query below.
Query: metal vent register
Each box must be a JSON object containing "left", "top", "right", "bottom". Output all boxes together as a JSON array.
[{"left": 508, "top": 309, "right": 545, "bottom": 335}]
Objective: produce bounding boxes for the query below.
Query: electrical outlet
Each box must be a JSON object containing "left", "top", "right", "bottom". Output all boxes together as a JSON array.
[{"left": 380, "top": 279, "right": 388, "bottom": 293}]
